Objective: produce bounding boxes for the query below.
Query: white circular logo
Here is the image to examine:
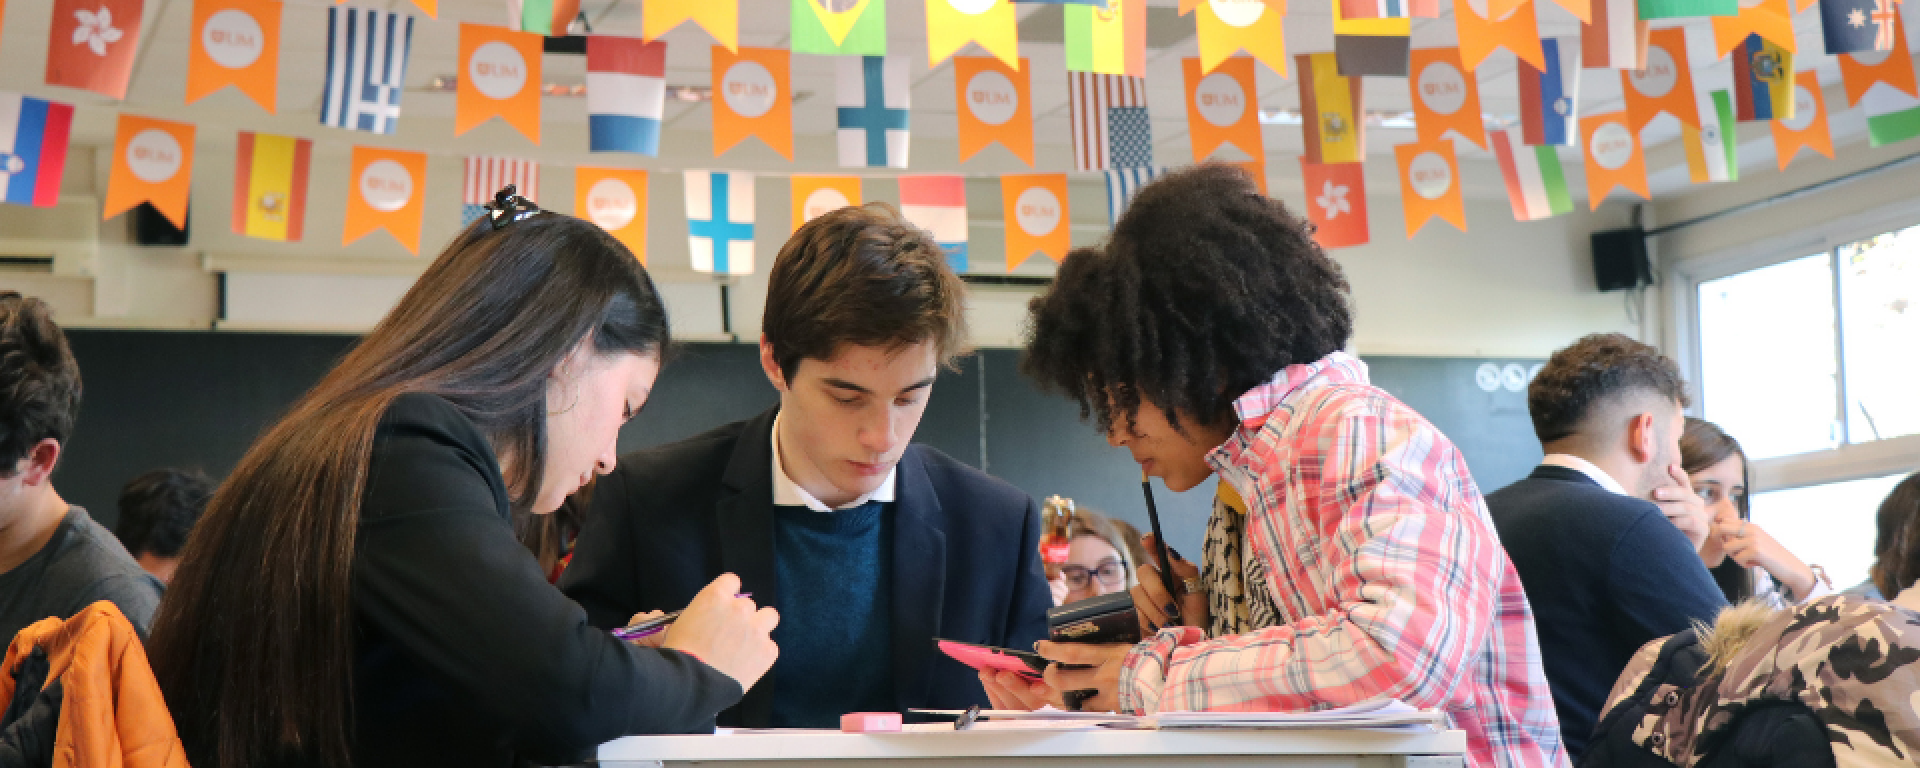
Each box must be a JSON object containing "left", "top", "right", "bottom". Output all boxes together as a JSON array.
[
  {"left": 1475, "top": 363, "right": 1502, "bottom": 392},
  {"left": 1852, "top": 47, "right": 1893, "bottom": 67},
  {"left": 801, "top": 186, "right": 852, "bottom": 222},
  {"left": 1407, "top": 152, "right": 1451, "bottom": 200},
  {"left": 965, "top": 70, "right": 1019, "bottom": 126},
  {"left": 586, "top": 178, "right": 638, "bottom": 230},
  {"left": 1502, "top": 363, "right": 1528, "bottom": 392},
  {"left": 202, "top": 9, "right": 264, "bottom": 70},
  {"left": 1416, "top": 60, "right": 1469, "bottom": 116},
  {"left": 1781, "top": 85, "right": 1818, "bottom": 132},
  {"left": 126, "top": 130, "right": 182, "bottom": 184},
  {"left": 1208, "top": 0, "right": 1266, "bottom": 27},
  {"left": 1014, "top": 186, "right": 1062, "bottom": 237},
  {"left": 468, "top": 41, "right": 528, "bottom": 100},
  {"left": 949, "top": 0, "right": 996, "bottom": 15},
  {"left": 1628, "top": 46, "right": 1678, "bottom": 99},
  {"left": 1194, "top": 72, "right": 1246, "bottom": 127},
  {"left": 1590, "top": 121, "right": 1634, "bottom": 171},
  {"left": 359, "top": 159, "right": 413, "bottom": 213},
  {"left": 721, "top": 60, "right": 778, "bottom": 119}
]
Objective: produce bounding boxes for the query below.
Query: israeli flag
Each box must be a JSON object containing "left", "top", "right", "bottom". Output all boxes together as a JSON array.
[
  {"left": 685, "top": 171, "right": 756, "bottom": 275},
  {"left": 322, "top": 7, "right": 414, "bottom": 135},
  {"left": 836, "top": 56, "right": 910, "bottom": 168}
]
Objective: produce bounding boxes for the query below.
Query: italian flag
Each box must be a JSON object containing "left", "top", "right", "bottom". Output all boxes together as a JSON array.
[
  {"left": 1862, "top": 82, "right": 1920, "bottom": 148},
  {"left": 1491, "top": 129, "right": 1573, "bottom": 221}
]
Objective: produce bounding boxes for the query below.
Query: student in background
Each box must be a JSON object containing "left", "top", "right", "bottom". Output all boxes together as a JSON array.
[
  {"left": 990, "top": 165, "right": 1564, "bottom": 768},
  {"left": 114, "top": 468, "right": 213, "bottom": 584},
  {"left": 147, "top": 194, "right": 778, "bottom": 768},
  {"left": 1679, "top": 418, "right": 1831, "bottom": 605},
  {"left": 1846, "top": 471, "right": 1920, "bottom": 600},
  {"left": 1483, "top": 333, "right": 1726, "bottom": 761},
  {"left": 1046, "top": 506, "right": 1138, "bottom": 606},
  {"left": 561, "top": 203, "right": 1051, "bottom": 729},
  {"left": 0, "top": 293, "right": 163, "bottom": 641}
]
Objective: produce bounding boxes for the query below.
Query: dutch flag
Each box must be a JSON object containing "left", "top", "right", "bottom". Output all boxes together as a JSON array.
[
  {"left": 898, "top": 175, "right": 969, "bottom": 272},
  {"left": 587, "top": 36, "right": 667, "bottom": 156},
  {"left": 322, "top": 7, "right": 414, "bottom": 135},
  {"left": 685, "top": 171, "right": 755, "bottom": 276},
  {"left": 0, "top": 93, "right": 72, "bottom": 208},
  {"left": 837, "top": 56, "right": 911, "bottom": 168}
]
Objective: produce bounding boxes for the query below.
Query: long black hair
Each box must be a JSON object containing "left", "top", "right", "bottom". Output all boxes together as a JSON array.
[{"left": 1680, "top": 418, "right": 1752, "bottom": 602}]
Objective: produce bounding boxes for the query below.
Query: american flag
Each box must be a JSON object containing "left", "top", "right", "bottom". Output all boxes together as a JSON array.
[
  {"left": 1105, "top": 166, "right": 1161, "bottom": 226},
  {"left": 462, "top": 156, "right": 540, "bottom": 228},
  {"left": 321, "top": 7, "right": 413, "bottom": 135},
  {"left": 1069, "top": 73, "right": 1153, "bottom": 172}
]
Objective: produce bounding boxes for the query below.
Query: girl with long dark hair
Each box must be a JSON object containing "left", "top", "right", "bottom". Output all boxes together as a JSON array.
[
  {"left": 1679, "top": 418, "right": 1829, "bottom": 605},
  {"left": 147, "top": 192, "right": 778, "bottom": 767}
]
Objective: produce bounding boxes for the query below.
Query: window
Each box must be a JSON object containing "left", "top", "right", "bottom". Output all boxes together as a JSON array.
[
  {"left": 1838, "top": 224, "right": 1920, "bottom": 445},
  {"left": 1750, "top": 471, "right": 1910, "bottom": 592},
  {"left": 1697, "top": 254, "right": 1839, "bottom": 460}
]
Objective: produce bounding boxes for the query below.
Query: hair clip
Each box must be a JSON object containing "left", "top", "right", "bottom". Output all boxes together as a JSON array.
[{"left": 485, "top": 185, "right": 541, "bottom": 230}]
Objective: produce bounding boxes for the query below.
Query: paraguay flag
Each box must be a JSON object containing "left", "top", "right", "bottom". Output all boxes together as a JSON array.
[
  {"left": 836, "top": 56, "right": 911, "bottom": 168},
  {"left": 898, "top": 175, "right": 969, "bottom": 272},
  {"left": 0, "top": 93, "right": 73, "bottom": 208},
  {"left": 588, "top": 36, "right": 667, "bottom": 156},
  {"left": 685, "top": 170, "right": 755, "bottom": 276},
  {"left": 1519, "top": 38, "right": 1581, "bottom": 147},
  {"left": 1733, "top": 33, "right": 1795, "bottom": 120}
]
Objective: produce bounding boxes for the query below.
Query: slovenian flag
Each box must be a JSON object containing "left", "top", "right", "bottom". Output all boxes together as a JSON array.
[
  {"left": 685, "top": 170, "right": 755, "bottom": 276},
  {"left": 1733, "top": 33, "right": 1795, "bottom": 120},
  {"left": 1519, "top": 38, "right": 1581, "bottom": 147},
  {"left": 587, "top": 36, "right": 667, "bottom": 156},
  {"left": 1491, "top": 128, "right": 1572, "bottom": 221},
  {"left": 837, "top": 56, "right": 911, "bottom": 168},
  {"left": 898, "top": 175, "right": 969, "bottom": 273},
  {"left": 0, "top": 93, "right": 73, "bottom": 208}
]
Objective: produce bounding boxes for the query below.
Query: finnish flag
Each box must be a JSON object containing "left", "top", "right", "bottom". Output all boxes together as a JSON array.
[
  {"left": 685, "top": 171, "right": 755, "bottom": 275},
  {"left": 837, "top": 56, "right": 910, "bottom": 168},
  {"left": 322, "top": 7, "right": 414, "bottom": 135}
]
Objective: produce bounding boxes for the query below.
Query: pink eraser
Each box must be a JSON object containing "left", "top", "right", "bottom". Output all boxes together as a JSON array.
[{"left": 840, "top": 712, "right": 903, "bottom": 732}]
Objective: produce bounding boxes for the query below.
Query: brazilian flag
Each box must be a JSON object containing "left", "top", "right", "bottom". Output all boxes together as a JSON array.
[{"left": 792, "top": 0, "right": 887, "bottom": 56}]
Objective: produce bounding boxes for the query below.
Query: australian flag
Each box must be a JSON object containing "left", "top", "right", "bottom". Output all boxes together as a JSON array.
[
  {"left": 322, "top": 7, "right": 414, "bottom": 135},
  {"left": 1821, "top": 0, "right": 1900, "bottom": 54}
]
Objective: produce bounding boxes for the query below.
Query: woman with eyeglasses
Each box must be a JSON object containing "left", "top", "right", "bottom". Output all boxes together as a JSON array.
[
  {"left": 147, "top": 190, "right": 780, "bottom": 768},
  {"left": 1048, "top": 507, "right": 1140, "bottom": 605}
]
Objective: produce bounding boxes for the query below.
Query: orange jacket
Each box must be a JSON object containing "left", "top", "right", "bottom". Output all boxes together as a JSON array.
[{"left": 1, "top": 601, "right": 188, "bottom": 768}]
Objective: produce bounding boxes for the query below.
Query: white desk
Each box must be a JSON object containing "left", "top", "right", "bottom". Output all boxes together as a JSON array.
[{"left": 597, "top": 727, "right": 1467, "bottom": 767}]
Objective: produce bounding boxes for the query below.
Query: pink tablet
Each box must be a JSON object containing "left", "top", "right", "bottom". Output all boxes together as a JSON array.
[{"left": 937, "top": 639, "right": 1049, "bottom": 680}]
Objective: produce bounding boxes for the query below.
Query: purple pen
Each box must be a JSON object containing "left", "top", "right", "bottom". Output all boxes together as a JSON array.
[{"left": 611, "top": 593, "right": 752, "bottom": 640}]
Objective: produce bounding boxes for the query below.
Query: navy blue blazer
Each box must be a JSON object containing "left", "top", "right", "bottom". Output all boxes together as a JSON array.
[
  {"left": 1484, "top": 464, "right": 1728, "bottom": 760},
  {"left": 559, "top": 407, "right": 1053, "bottom": 728}
]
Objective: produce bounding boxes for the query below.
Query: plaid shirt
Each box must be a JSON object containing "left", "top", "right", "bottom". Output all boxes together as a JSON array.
[{"left": 1118, "top": 353, "right": 1568, "bottom": 768}]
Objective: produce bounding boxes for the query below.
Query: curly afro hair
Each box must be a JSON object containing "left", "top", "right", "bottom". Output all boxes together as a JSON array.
[
  {"left": 1021, "top": 164, "right": 1353, "bottom": 435},
  {"left": 1527, "top": 332, "right": 1689, "bottom": 444}
]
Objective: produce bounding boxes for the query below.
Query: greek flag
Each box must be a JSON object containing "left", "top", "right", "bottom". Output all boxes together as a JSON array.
[
  {"left": 1105, "top": 166, "right": 1160, "bottom": 226},
  {"left": 322, "top": 7, "right": 414, "bottom": 135}
]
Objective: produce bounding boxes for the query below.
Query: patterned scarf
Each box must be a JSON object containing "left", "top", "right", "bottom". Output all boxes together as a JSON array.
[{"left": 1201, "top": 480, "right": 1279, "bottom": 638}]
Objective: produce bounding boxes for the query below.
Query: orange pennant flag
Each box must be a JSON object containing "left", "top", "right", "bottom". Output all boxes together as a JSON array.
[
  {"left": 713, "top": 46, "right": 793, "bottom": 160},
  {"left": 1409, "top": 48, "right": 1486, "bottom": 149},
  {"left": 1197, "top": 0, "right": 1289, "bottom": 77},
  {"left": 1456, "top": 0, "right": 1545, "bottom": 71},
  {"left": 1228, "top": 160, "right": 1269, "bottom": 195},
  {"left": 1002, "top": 173, "right": 1070, "bottom": 271},
  {"left": 104, "top": 114, "right": 194, "bottom": 228},
  {"left": 792, "top": 175, "right": 862, "bottom": 232},
  {"left": 955, "top": 56, "right": 1034, "bottom": 166},
  {"left": 576, "top": 167, "right": 650, "bottom": 263},
  {"left": 1184, "top": 56, "right": 1264, "bottom": 162},
  {"left": 1622, "top": 28, "right": 1700, "bottom": 133},
  {"left": 1395, "top": 140, "right": 1465, "bottom": 236},
  {"left": 1549, "top": 0, "right": 1590, "bottom": 21},
  {"left": 1772, "top": 70, "right": 1834, "bottom": 170},
  {"left": 1712, "top": 0, "right": 1794, "bottom": 56},
  {"left": 927, "top": 0, "right": 1020, "bottom": 71},
  {"left": 344, "top": 146, "right": 427, "bottom": 254},
  {"left": 1582, "top": 111, "right": 1647, "bottom": 210},
  {"left": 456, "top": 24, "right": 542, "bottom": 143},
  {"left": 335, "top": 0, "right": 434, "bottom": 19},
  {"left": 188, "top": 0, "right": 280, "bottom": 113},
  {"left": 1840, "top": 14, "right": 1918, "bottom": 106},
  {"left": 645, "top": 0, "right": 737, "bottom": 52}
]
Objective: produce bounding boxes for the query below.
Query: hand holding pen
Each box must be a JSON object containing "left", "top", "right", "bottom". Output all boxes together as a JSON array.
[
  {"left": 612, "top": 591, "right": 753, "bottom": 645},
  {"left": 639, "top": 573, "right": 781, "bottom": 692}
]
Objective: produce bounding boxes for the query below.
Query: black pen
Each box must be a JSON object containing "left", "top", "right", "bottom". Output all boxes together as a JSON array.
[{"left": 611, "top": 593, "right": 752, "bottom": 640}]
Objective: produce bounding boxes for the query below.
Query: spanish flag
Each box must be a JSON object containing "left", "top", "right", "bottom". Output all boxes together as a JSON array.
[
  {"left": 232, "top": 132, "right": 310, "bottom": 242},
  {"left": 1297, "top": 52, "right": 1364, "bottom": 164}
]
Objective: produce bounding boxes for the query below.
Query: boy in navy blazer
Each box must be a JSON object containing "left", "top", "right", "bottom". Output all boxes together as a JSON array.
[{"left": 561, "top": 203, "right": 1052, "bottom": 728}]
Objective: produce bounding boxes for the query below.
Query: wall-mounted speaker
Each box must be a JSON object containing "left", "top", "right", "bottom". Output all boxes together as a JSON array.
[
  {"left": 132, "top": 202, "right": 189, "bottom": 247},
  {"left": 1591, "top": 227, "right": 1651, "bottom": 292}
]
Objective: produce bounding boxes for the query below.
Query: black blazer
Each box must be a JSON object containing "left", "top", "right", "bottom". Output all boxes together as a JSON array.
[
  {"left": 560, "top": 407, "right": 1053, "bottom": 727},
  {"left": 347, "top": 394, "right": 741, "bottom": 767},
  {"left": 1484, "top": 464, "right": 1728, "bottom": 760}
]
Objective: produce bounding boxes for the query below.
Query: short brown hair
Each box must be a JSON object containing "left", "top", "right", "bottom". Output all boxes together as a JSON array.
[
  {"left": 0, "top": 292, "right": 82, "bottom": 475},
  {"left": 1528, "top": 332, "right": 1690, "bottom": 444},
  {"left": 763, "top": 202, "right": 967, "bottom": 380}
]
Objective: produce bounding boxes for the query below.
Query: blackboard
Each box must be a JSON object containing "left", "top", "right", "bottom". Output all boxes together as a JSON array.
[{"left": 58, "top": 332, "right": 1544, "bottom": 558}]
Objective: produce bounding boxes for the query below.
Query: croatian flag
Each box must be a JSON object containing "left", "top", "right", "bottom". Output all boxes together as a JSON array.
[
  {"left": 685, "top": 171, "right": 755, "bottom": 275},
  {"left": 0, "top": 93, "right": 73, "bottom": 208},
  {"left": 321, "top": 7, "right": 413, "bottom": 135},
  {"left": 462, "top": 156, "right": 540, "bottom": 227},
  {"left": 898, "top": 175, "right": 968, "bottom": 272},
  {"left": 837, "top": 56, "right": 911, "bottom": 168},
  {"left": 1105, "top": 166, "right": 1161, "bottom": 226},
  {"left": 1070, "top": 73, "right": 1153, "bottom": 172},
  {"left": 587, "top": 36, "right": 667, "bottom": 156},
  {"left": 1519, "top": 38, "right": 1581, "bottom": 147}
]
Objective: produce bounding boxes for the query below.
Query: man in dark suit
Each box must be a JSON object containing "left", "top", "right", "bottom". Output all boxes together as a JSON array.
[
  {"left": 1485, "top": 333, "right": 1728, "bottom": 760},
  {"left": 561, "top": 203, "right": 1052, "bottom": 728}
]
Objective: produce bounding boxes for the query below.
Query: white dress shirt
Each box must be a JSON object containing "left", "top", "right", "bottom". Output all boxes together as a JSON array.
[
  {"left": 770, "top": 410, "right": 896, "bottom": 512},
  {"left": 1539, "top": 453, "right": 1631, "bottom": 497}
]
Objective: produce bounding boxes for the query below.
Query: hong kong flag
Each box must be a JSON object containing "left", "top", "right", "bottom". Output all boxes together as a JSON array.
[{"left": 46, "top": 0, "right": 144, "bottom": 100}]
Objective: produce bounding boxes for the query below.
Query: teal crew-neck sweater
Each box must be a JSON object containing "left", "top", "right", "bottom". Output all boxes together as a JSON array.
[{"left": 768, "top": 499, "right": 895, "bottom": 728}]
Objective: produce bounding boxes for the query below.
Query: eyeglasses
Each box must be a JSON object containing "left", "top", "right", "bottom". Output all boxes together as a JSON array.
[
  {"left": 485, "top": 184, "right": 541, "bottom": 230},
  {"left": 1060, "top": 559, "right": 1126, "bottom": 590}
]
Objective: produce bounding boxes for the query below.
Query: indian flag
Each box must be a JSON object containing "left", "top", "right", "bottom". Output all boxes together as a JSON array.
[
  {"left": 1490, "top": 128, "right": 1572, "bottom": 221},
  {"left": 1683, "top": 90, "right": 1738, "bottom": 183},
  {"left": 1862, "top": 83, "right": 1920, "bottom": 148}
]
